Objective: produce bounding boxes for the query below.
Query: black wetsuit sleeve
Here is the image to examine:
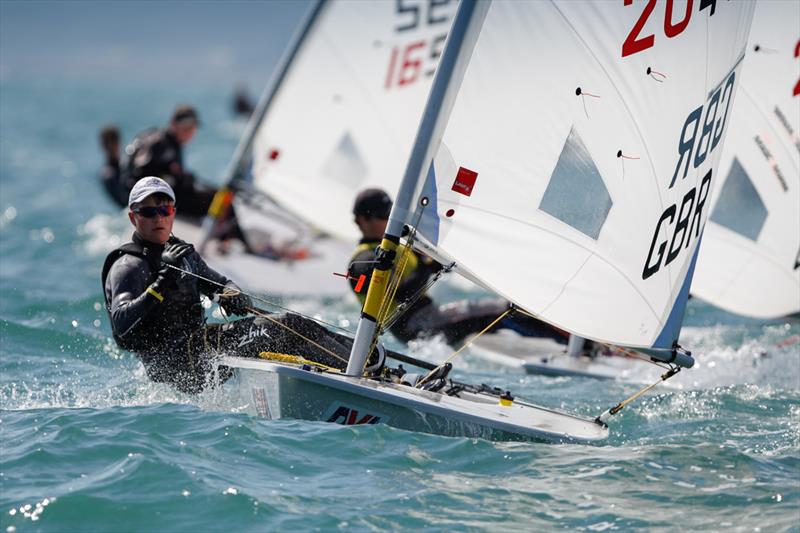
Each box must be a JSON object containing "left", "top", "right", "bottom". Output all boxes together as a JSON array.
[
  {"left": 190, "top": 252, "right": 231, "bottom": 297},
  {"left": 105, "top": 254, "right": 160, "bottom": 340}
]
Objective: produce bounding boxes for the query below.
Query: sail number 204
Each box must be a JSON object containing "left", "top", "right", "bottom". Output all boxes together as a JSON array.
[{"left": 622, "top": 0, "right": 720, "bottom": 58}]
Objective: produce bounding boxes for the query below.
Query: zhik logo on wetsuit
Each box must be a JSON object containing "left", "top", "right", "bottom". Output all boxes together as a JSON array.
[{"left": 237, "top": 325, "right": 271, "bottom": 348}]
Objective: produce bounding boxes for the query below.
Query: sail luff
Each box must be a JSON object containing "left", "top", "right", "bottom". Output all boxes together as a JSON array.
[
  {"left": 384, "top": 0, "right": 490, "bottom": 239},
  {"left": 346, "top": 0, "right": 491, "bottom": 376},
  {"left": 221, "top": 0, "right": 327, "bottom": 189},
  {"left": 197, "top": 0, "right": 327, "bottom": 250}
]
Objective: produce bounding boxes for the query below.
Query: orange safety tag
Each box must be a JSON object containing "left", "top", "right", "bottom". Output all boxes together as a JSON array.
[{"left": 354, "top": 274, "right": 366, "bottom": 293}]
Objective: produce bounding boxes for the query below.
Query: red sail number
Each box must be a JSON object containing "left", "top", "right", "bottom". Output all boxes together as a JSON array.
[
  {"left": 623, "top": 0, "right": 710, "bottom": 58},
  {"left": 794, "top": 40, "right": 800, "bottom": 97},
  {"left": 622, "top": 0, "right": 657, "bottom": 57}
]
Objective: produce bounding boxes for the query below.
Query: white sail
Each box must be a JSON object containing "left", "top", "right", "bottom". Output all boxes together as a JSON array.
[
  {"left": 691, "top": 0, "right": 800, "bottom": 319},
  {"left": 399, "top": 0, "right": 755, "bottom": 350},
  {"left": 249, "top": 0, "right": 457, "bottom": 241}
]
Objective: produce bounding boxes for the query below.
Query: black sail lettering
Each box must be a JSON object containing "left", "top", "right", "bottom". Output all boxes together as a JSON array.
[
  {"left": 670, "top": 106, "right": 702, "bottom": 188},
  {"left": 711, "top": 73, "right": 735, "bottom": 153},
  {"left": 665, "top": 188, "right": 696, "bottom": 265},
  {"left": 687, "top": 169, "right": 712, "bottom": 245},
  {"left": 693, "top": 87, "right": 721, "bottom": 168},
  {"left": 643, "top": 205, "right": 677, "bottom": 279}
]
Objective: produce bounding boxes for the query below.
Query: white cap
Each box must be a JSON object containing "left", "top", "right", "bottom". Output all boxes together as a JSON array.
[{"left": 128, "top": 177, "right": 176, "bottom": 207}]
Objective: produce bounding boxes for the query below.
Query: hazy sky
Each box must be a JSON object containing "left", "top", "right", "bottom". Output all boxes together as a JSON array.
[{"left": 0, "top": 0, "right": 311, "bottom": 87}]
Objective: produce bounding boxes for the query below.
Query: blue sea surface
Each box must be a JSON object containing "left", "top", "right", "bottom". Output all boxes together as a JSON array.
[{"left": 1, "top": 79, "right": 798, "bottom": 532}]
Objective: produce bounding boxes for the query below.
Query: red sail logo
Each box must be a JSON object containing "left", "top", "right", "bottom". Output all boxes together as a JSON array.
[{"left": 452, "top": 167, "right": 478, "bottom": 197}]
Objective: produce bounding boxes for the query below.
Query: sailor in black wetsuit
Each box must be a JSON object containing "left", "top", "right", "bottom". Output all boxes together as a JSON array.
[
  {"left": 98, "top": 125, "right": 128, "bottom": 208},
  {"left": 103, "top": 177, "right": 359, "bottom": 393},
  {"left": 347, "top": 189, "right": 568, "bottom": 345},
  {"left": 123, "top": 106, "right": 216, "bottom": 218}
]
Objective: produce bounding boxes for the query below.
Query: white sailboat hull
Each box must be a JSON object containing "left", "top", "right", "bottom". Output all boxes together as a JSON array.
[{"left": 221, "top": 356, "right": 608, "bottom": 443}]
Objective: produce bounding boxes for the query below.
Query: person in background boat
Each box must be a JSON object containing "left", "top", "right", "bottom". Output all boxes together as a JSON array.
[
  {"left": 347, "top": 188, "right": 568, "bottom": 346},
  {"left": 103, "top": 177, "right": 365, "bottom": 393},
  {"left": 99, "top": 125, "right": 128, "bottom": 208},
  {"left": 123, "top": 105, "right": 217, "bottom": 218},
  {"left": 232, "top": 84, "right": 255, "bottom": 118}
]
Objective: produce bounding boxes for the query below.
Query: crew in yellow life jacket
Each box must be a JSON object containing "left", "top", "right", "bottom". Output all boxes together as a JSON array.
[{"left": 347, "top": 189, "right": 568, "bottom": 345}]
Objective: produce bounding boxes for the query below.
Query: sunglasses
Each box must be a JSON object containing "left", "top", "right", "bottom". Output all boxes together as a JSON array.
[{"left": 133, "top": 205, "right": 175, "bottom": 218}]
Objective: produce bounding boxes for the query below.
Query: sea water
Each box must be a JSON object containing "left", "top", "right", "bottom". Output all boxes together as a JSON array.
[{"left": 1, "top": 79, "right": 798, "bottom": 532}]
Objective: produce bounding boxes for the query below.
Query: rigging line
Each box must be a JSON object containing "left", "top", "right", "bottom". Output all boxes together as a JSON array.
[
  {"left": 378, "top": 200, "right": 433, "bottom": 327},
  {"left": 376, "top": 248, "right": 406, "bottom": 323},
  {"left": 369, "top": 243, "right": 413, "bottom": 361},
  {"left": 371, "top": 200, "right": 429, "bottom": 344},
  {"left": 379, "top": 219, "right": 444, "bottom": 331},
  {"left": 162, "top": 264, "right": 355, "bottom": 335},
  {"left": 232, "top": 180, "right": 329, "bottom": 237},
  {"left": 416, "top": 308, "right": 513, "bottom": 389},
  {"left": 383, "top": 264, "right": 451, "bottom": 331},
  {"left": 232, "top": 185, "right": 307, "bottom": 229},
  {"left": 245, "top": 306, "right": 349, "bottom": 365},
  {"left": 595, "top": 366, "right": 681, "bottom": 425}
]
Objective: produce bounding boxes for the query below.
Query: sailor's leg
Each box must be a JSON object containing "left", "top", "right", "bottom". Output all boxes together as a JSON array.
[
  {"left": 270, "top": 313, "right": 351, "bottom": 370},
  {"left": 214, "top": 315, "right": 350, "bottom": 371}
]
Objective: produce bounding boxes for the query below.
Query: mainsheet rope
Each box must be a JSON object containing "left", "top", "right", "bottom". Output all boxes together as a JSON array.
[
  {"left": 163, "top": 264, "right": 350, "bottom": 365},
  {"left": 416, "top": 307, "right": 513, "bottom": 389},
  {"left": 163, "top": 263, "right": 354, "bottom": 335}
]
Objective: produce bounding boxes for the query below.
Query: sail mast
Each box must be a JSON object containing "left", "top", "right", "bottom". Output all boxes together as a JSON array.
[
  {"left": 197, "top": 0, "right": 327, "bottom": 251},
  {"left": 346, "top": 0, "right": 491, "bottom": 375}
]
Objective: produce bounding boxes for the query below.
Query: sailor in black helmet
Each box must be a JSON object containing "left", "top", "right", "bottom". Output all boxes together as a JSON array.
[
  {"left": 347, "top": 188, "right": 568, "bottom": 345},
  {"left": 102, "top": 177, "right": 361, "bottom": 393}
]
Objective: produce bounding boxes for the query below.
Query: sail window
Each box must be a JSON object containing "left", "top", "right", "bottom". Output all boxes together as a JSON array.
[
  {"left": 539, "top": 127, "right": 612, "bottom": 240},
  {"left": 322, "top": 132, "right": 368, "bottom": 188},
  {"left": 710, "top": 158, "right": 767, "bottom": 241}
]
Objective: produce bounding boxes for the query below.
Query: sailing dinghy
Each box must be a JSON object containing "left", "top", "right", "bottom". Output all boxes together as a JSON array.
[
  {"left": 222, "top": 0, "right": 754, "bottom": 442},
  {"left": 691, "top": 0, "right": 800, "bottom": 319},
  {"left": 194, "top": 0, "right": 457, "bottom": 297}
]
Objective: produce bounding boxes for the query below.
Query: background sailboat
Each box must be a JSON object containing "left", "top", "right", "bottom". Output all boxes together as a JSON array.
[
  {"left": 189, "top": 0, "right": 457, "bottom": 297},
  {"left": 691, "top": 0, "right": 800, "bottom": 319}
]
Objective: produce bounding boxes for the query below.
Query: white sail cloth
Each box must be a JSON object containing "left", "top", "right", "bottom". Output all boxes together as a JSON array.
[
  {"left": 408, "top": 0, "right": 754, "bottom": 349},
  {"left": 250, "top": 0, "right": 457, "bottom": 241},
  {"left": 692, "top": 0, "right": 800, "bottom": 319}
]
